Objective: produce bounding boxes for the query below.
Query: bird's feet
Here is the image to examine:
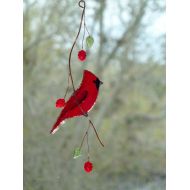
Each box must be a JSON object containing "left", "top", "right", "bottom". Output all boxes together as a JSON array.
[{"left": 84, "top": 112, "right": 88, "bottom": 117}]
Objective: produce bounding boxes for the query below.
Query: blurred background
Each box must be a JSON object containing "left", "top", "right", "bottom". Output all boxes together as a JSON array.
[{"left": 23, "top": 0, "right": 165, "bottom": 189}]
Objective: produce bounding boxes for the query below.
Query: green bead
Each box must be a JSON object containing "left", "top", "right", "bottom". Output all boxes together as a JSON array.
[
  {"left": 86, "top": 36, "right": 94, "bottom": 48},
  {"left": 73, "top": 148, "right": 81, "bottom": 159}
]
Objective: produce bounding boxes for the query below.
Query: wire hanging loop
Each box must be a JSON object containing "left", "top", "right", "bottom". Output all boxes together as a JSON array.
[{"left": 78, "top": 0, "right": 85, "bottom": 9}]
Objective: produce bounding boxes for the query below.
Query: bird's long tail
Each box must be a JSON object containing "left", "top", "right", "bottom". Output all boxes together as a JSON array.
[{"left": 50, "top": 113, "right": 66, "bottom": 134}]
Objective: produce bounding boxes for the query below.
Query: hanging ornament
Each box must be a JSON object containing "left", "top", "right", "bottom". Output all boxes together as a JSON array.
[
  {"left": 50, "top": 70, "right": 103, "bottom": 134},
  {"left": 50, "top": 0, "right": 104, "bottom": 173}
]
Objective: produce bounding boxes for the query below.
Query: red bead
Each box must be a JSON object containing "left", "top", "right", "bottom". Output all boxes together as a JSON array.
[
  {"left": 84, "top": 161, "right": 93, "bottom": 173},
  {"left": 78, "top": 50, "right": 86, "bottom": 61},
  {"left": 55, "top": 98, "right": 65, "bottom": 108}
]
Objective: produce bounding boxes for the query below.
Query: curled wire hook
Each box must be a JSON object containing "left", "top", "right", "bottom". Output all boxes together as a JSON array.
[{"left": 78, "top": 0, "right": 85, "bottom": 8}]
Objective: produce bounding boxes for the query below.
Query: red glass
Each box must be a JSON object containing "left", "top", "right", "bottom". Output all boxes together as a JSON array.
[
  {"left": 55, "top": 98, "right": 65, "bottom": 108},
  {"left": 78, "top": 50, "right": 86, "bottom": 61},
  {"left": 50, "top": 70, "right": 101, "bottom": 134},
  {"left": 84, "top": 161, "right": 93, "bottom": 173}
]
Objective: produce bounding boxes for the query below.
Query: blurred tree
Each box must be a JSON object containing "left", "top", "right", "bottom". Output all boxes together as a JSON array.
[{"left": 24, "top": 0, "right": 165, "bottom": 190}]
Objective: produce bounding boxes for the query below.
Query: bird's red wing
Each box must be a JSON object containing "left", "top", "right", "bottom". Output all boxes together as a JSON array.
[
  {"left": 64, "top": 89, "right": 88, "bottom": 113},
  {"left": 50, "top": 90, "right": 88, "bottom": 134}
]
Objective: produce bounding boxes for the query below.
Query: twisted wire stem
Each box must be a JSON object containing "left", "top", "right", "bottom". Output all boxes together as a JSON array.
[{"left": 65, "top": 0, "right": 104, "bottom": 156}]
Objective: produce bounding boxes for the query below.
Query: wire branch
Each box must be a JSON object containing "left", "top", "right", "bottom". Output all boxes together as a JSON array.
[
  {"left": 68, "top": 0, "right": 86, "bottom": 91},
  {"left": 67, "top": 0, "right": 104, "bottom": 149}
]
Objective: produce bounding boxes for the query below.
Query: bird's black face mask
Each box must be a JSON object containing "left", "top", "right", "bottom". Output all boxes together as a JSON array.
[{"left": 93, "top": 78, "right": 103, "bottom": 90}]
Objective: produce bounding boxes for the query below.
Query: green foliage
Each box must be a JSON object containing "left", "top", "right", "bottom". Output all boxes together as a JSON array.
[
  {"left": 73, "top": 148, "right": 82, "bottom": 159},
  {"left": 86, "top": 36, "right": 94, "bottom": 48}
]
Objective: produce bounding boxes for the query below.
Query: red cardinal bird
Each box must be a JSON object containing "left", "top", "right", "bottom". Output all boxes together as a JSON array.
[{"left": 50, "top": 70, "right": 103, "bottom": 134}]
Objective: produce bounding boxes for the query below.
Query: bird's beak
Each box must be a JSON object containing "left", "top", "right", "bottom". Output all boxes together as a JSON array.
[{"left": 100, "top": 80, "right": 103, "bottom": 85}]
